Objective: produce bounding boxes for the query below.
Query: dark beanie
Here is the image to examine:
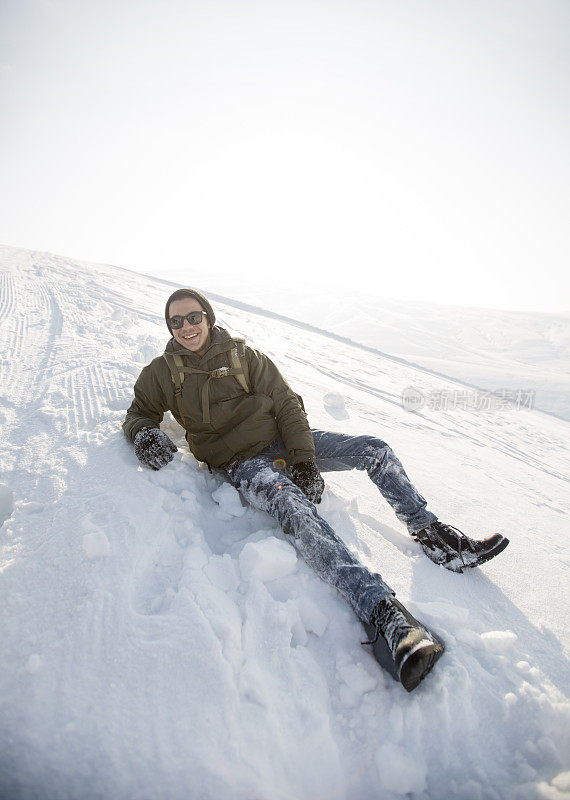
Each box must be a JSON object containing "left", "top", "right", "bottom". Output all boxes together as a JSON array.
[{"left": 165, "top": 288, "right": 216, "bottom": 333}]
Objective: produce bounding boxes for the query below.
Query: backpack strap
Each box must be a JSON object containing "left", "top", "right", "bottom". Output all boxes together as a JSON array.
[
  {"left": 163, "top": 340, "right": 251, "bottom": 426},
  {"left": 163, "top": 352, "right": 188, "bottom": 428},
  {"left": 229, "top": 340, "right": 250, "bottom": 394}
]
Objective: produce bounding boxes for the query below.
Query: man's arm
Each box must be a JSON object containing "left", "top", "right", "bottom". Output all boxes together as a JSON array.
[
  {"left": 246, "top": 347, "right": 315, "bottom": 465},
  {"left": 122, "top": 363, "right": 169, "bottom": 442}
]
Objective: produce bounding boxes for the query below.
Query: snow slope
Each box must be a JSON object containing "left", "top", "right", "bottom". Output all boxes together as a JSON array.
[
  {"left": 0, "top": 244, "right": 569, "bottom": 800},
  {"left": 191, "top": 274, "right": 570, "bottom": 422}
]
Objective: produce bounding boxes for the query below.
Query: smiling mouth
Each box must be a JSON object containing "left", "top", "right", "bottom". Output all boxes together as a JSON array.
[{"left": 182, "top": 332, "right": 199, "bottom": 340}]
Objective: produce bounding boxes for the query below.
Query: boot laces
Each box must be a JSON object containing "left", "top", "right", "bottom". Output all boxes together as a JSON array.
[
  {"left": 361, "top": 600, "right": 411, "bottom": 650},
  {"left": 420, "top": 522, "right": 466, "bottom": 566}
]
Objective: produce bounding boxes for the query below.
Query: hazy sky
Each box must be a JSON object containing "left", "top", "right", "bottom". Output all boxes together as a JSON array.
[{"left": 1, "top": 0, "right": 569, "bottom": 313}]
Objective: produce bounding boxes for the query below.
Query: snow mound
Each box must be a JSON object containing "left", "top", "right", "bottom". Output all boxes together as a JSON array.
[
  {"left": 298, "top": 596, "right": 329, "bottom": 637},
  {"left": 324, "top": 392, "right": 346, "bottom": 411},
  {"left": 239, "top": 537, "right": 298, "bottom": 582},
  {"left": 323, "top": 391, "right": 349, "bottom": 420},
  {"left": 82, "top": 520, "right": 111, "bottom": 558},
  {"left": 481, "top": 629, "right": 518, "bottom": 653},
  {"left": 211, "top": 482, "right": 246, "bottom": 517}
]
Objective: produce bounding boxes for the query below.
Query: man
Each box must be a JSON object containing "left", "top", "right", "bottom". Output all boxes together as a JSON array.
[{"left": 123, "top": 288, "right": 509, "bottom": 692}]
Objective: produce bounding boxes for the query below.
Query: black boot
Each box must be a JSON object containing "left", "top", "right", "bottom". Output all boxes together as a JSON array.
[
  {"left": 412, "top": 522, "right": 509, "bottom": 573},
  {"left": 362, "top": 596, "right": 444, "bottom": 692}
]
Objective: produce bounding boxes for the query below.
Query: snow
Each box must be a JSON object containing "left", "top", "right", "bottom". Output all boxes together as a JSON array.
[
  {"left": 25, "top": 654, "right": 43, "bottom": 675},
  {"left": 239, "top": 538, "right": 298, "bottom": 582},
  {"left": 0, "top": 482, "right": 14, "bottom": 526},
  {"left": 211, "top": 482, "right": 247, "bottom": 517},
  {"left": 553, "top": 773, "right": 570, "bottom": 793},
  {"left": 323, "top": 392, "right": 349, "bottom": 421},
  {"left": 0, "top": 243, "right": 569, "bottom": 800},
  {"left": 197, "top": 278, "right": 570, "bottom": 421},
  {"left": 375, "top": 741, "right": 427, "bottom": 795},
  {"left": 82, "top": 523, "right": 111, "bottom": 559},
  {"left": 481, "top": 629, "right": 518, "bottom": 654},
  {"left": 323, "top": 392, "right": 346, "bottom": 410}
]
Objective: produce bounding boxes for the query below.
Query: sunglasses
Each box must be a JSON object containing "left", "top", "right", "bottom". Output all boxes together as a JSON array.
[{"left": 169, "top": 311, "right": 208, "bottom": 329}]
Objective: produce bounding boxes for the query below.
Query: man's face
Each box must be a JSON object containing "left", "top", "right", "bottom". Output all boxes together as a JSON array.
[{"left": 168, "top": 297, "right": 211, "bottom": 355}]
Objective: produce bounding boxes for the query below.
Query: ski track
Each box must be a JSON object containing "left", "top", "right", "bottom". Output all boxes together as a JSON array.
[
  {"left": 0, "top": 246, "right": 569, "bottom": 800},
  {"left": 0, "top": 270, "right": 17, "bottom": 324}
]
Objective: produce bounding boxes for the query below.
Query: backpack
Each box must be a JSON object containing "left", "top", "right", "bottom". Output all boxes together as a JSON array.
[{"left": 162, "top": 339, "right": 250, "bottom": 428}]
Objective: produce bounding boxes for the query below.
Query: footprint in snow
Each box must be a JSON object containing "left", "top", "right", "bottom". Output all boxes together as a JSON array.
[{"left": 131, "top": 536, "right": 183, "bottom": 616}]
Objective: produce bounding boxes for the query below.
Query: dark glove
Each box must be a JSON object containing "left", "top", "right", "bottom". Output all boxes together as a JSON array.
[
  {"left": 289, "top": 461, "right": 325, "bottom": 504},
  {"left": 134, "top": 427, "right": 177, "bottom": 470}
]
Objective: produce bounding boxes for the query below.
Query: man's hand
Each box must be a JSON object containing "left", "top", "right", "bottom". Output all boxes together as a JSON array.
[
  {"left": 289, "top": 461, "right": 325, "bottom": 504},
  {"left": 134, "top": 427, "right": 177, "bottom": 470}
]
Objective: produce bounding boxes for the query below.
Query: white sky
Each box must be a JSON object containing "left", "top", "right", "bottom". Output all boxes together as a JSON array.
[{"left": 1, "top": 0, "right": 569, "bottom": 313}]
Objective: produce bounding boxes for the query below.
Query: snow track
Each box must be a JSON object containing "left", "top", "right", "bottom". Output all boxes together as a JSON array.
[{"left": 0, "top": 245, "right": 569, "bottom": 800}]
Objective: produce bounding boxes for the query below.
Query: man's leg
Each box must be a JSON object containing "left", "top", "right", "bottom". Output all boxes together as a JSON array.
[
  {"left": 309, "top": 429, "right": 438, "bottom": 534},
  {"left": 309, "top": 429, "right": 509, "bottom": 572},
  {"left": 227, "top": 444, "right": 445, "bottom": 691},
  {"left": 226, "top": 454, "right": 393, "bottom": 624}
]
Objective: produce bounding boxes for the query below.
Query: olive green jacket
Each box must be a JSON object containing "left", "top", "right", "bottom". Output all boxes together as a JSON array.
[{"left": 123, "top": 327, "right": 315, "bottom": 469}]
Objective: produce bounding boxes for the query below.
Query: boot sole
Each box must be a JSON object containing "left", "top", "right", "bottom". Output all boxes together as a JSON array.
[
  {"left": 399, "top": 638, "right": 444, "bottom": 692},
  {"left": 367, "top": 627, "right": 445, "bottom": 690},
  {"left": 458, "top": 536, "right": 510, "bottom": 572}
]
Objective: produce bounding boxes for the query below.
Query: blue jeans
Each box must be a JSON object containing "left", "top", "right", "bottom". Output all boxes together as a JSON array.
[{"left": 225, "top": 430, "right": 438, "bottom": 624}]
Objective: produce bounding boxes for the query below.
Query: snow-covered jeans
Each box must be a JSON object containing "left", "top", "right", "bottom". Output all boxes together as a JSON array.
[{"left": 225, "top": 430, "right": 438, "bottom": 625}]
